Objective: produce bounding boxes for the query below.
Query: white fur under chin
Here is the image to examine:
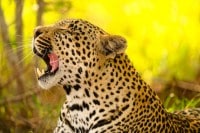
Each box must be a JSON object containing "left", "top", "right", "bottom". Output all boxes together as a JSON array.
[{"left": 38, "top": 70, "right": 61, "bottom": 89}]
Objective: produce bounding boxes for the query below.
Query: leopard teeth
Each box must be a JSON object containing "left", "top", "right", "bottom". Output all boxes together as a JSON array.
[{"left": 36, "top": 68, "right": 45, "bottom": 77}]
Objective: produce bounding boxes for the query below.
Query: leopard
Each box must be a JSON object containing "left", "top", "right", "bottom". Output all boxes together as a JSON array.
[{"left": 32, "top": 18, "right": 200, "bottom": 133}]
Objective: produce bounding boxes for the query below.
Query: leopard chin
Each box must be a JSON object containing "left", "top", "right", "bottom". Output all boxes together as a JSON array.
[{"left": 36, "top": 67, "right": 62, "bottom": 89}]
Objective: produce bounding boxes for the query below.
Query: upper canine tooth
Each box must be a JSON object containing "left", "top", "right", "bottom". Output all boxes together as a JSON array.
[{"left": 36, "top": 68, "right": 42, "bottom": 77}]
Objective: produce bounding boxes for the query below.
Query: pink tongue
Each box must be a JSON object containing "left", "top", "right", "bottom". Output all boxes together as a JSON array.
[{"left": 48, "top": 53, "right": 59, "bottom": 72}]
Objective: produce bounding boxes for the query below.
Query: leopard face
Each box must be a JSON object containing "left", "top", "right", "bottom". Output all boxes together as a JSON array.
[{"left": 33, "top": 19, "right": 126, "bottom": 89}]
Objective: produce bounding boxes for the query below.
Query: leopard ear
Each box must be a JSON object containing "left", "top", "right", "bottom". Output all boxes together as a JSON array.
[{"left": 99, "top": 35, "right": 127, "bottom": 58}]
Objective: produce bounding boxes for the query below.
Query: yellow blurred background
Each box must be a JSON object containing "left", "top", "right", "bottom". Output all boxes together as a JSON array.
[{"left": 2, "top": 0, "right": 200, "bottom": 82}]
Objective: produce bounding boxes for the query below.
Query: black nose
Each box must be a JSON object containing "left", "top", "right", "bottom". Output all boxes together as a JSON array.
[{"left": 34, "top": 27, "right": 43, "bottom": 39}]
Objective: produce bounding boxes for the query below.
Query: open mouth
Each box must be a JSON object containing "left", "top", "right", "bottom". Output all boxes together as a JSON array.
[{"left": 34, "top": 48, "right": 59, "bottom": 79}]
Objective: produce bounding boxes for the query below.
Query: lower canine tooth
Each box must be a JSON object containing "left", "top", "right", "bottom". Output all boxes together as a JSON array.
[{"left": 42, "top": 69, "right": 45, "bottom": 74}]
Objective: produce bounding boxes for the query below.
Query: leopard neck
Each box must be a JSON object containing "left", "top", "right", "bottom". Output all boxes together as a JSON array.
[{"left": 62, "top": 54, "right": 168, "bottom": 120}]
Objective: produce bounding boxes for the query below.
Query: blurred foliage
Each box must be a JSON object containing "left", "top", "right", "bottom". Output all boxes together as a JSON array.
[
  {"left": 2, "top": 0, "right": 200, "bottom": 81},
  {"left": 0, "top": 0, "right": 200, "bottom": 132},
  {"left": 165, "top": 93, "right": 200, "bottom": 112}
]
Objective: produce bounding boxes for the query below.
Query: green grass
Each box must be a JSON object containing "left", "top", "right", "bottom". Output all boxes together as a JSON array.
[{"left": 164, "top": 93, "right": 200, "bottom": 112}]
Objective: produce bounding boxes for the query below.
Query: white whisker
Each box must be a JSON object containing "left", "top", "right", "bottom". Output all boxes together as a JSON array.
[
  {"left": 16, "top": 52, "right": 34, "bottom": 65},
  {"left": 42, "top": 49, "right": 48, "bottom": 58}
]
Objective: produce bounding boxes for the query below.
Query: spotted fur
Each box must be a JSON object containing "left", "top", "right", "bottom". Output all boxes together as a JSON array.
[{"left": 32, "top": 19, "right": 200, "bottom": 133}]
